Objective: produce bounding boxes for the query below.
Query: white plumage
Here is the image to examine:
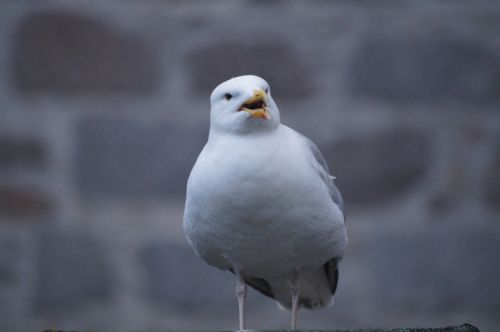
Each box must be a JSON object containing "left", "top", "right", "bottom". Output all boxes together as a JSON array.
[{"left": 183, "top": 75, "right": 347, "bottom": 330}]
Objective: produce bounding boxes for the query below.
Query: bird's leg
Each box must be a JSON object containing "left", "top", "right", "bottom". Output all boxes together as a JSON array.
[
  {"left": 290, "top": 270, "right": 300, "bottom": 330},
  {"left": 235, "top": 270, "right": 247, "bottom": 331}
]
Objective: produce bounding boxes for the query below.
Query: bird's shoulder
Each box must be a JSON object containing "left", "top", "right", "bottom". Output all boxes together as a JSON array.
[{"left": 283, "top": 125, "right": 345, "bottom": 217}]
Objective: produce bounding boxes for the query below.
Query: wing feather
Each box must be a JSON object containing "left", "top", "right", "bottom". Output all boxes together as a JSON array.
[{"left": 297, "top": 132, "right": 345, "bottom": 219}]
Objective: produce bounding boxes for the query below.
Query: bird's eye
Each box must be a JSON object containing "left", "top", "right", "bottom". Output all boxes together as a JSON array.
[
  {"left": 265, "top": 87, "right": 269, "bottom": 94},
  {"left": 224, "top": 93, "right": 233, "bottom": 101}
]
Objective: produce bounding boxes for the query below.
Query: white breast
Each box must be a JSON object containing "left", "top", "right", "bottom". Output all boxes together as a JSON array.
[{"left": 183, "top": 126, "right": 346, "bottom": 279}]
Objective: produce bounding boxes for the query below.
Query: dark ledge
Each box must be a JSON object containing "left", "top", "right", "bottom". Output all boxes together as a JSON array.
[{"left": 43, "top": 323, "right": 480, "bottom": 332}]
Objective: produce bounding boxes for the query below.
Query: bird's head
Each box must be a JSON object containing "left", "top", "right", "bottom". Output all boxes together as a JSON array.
[{"left": 209, "top": 75, "right": 280, "bottom": 135}]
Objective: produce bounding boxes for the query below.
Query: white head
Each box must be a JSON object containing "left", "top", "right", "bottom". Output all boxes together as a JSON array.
[{"left": 209, "top": 75, "right": 280, "bottom": 135}]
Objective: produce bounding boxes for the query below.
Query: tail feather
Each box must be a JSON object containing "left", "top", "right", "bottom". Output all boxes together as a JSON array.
[
  {"left": 325, "top": 257, "right": 340, "bottom": 294},
  {"left": 230, "top": 257, "right": 340, "bottom": 311},
  {"left": 228, "top": 267, "right": 274, "bottom": 298}
]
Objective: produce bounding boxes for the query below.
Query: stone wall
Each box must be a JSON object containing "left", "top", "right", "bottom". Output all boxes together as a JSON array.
[{"left": 0, "top": 1, "right": 499, "bottom": 331}]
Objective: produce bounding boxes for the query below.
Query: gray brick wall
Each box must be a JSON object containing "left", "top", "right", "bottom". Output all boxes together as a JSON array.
[{"left": 0, "top": 1, "right": 499, "bottom": 331}]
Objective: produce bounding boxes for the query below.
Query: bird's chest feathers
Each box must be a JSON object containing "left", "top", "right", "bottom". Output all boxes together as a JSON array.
[
  {"left": 213, "top": 148, "right": 285, "bottom": 202},
  {"left": 196, "top": 135, "right": 304, "bottom": 219}
]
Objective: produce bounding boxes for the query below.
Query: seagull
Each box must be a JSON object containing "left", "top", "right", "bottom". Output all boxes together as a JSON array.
[{"left": 183, "top": 75, "right": 347, "bottom": 330}]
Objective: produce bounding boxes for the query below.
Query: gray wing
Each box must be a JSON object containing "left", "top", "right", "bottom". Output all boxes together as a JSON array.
[
  {"left": 300, "top": 134, "right": 345, "bottom": 218},
  {"left": 300, "top": 134, "right": 345, "bottom": 301}
]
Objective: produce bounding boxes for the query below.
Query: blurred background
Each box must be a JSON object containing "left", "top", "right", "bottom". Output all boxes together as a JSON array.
[{"left": 0, "top": 0, "right": 499, "bottom": 331}]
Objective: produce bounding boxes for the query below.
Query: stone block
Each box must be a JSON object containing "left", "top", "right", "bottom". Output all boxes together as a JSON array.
[
  {"left": 0, "top": 137, "right": 45, "bottom": 168},
  {"left": 484, "top": 143, "right": 500, "bottom": 210},
  {"left": 326, "top": 129, "right": 430, "bottom": 206},
  {"left": 139, "top": 242, "right": 236, "bottom": 309},
  {"left": 34, "top": 229, "right": 112, "bottom": 315},
  {"left": 348, "top": 30, "right": 500, "bottom": 102},
  {"left": 0, "top": 237, "right": 19, "bottom": 284},
  {"left": 187, "top": 40, "right": 314, "bottom": 100},
  {"left": 363, "top": 223, "right": 500, "bottom": 313},
  {"left": 0, "top": 186, "right": 52, "bottom": 219},
  {"left": 75, "top": 116, "right": 207, "bottom": 197},
  {"left": 12, "top": 10, "right": 160, "bottom": 94}
]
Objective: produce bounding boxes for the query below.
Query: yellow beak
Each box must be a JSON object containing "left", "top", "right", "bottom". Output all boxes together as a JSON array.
[{"left": 239, "top": 89, "right": 271, "bottom": 120}]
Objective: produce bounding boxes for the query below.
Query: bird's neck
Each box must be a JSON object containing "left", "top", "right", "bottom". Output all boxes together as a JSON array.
[{"left": 209, "top": 122, "right": 280, "bottom": 140}]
